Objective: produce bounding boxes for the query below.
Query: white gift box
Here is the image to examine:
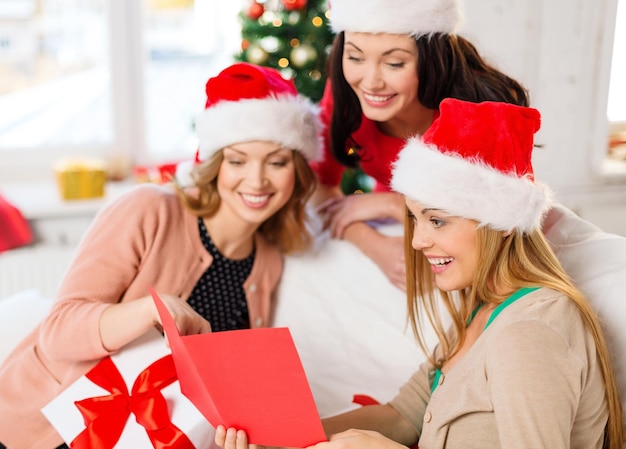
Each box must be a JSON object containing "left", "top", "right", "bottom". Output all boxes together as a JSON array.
[{"left": 42, "top": 329, "right": 215, "bottom": 448}]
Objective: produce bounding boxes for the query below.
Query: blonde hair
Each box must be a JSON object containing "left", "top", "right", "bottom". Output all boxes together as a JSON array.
[
  {"left": 403, "top": 209, "right": 624, "bottom": 449},
  {"left": 174, "top": 149, "right": 317, "bottom": 254}
]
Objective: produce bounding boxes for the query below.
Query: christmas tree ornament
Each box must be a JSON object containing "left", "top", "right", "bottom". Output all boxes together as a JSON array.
[
  {"left": 281, "top": 67, "right": 296, "bottom": 80},
  {"left": 247, "top": 1, "right": 264, "bottom": 20},
  {"left": 258, "top": 10, "right": 276, "bottom": 26},
  {"left": 281, "top": 0, "right": 307, "bottom": 11},
  {"left": 308, "top": 69, "right": 322, "bottom": 80},
  {"left": 287, "top": 10, "right": 302, "bottom": 25},
  {"left": 290, "top": 43, "right": 317, "bottom": 68},
  {"left": 260, "top": 36, "right": 282, "bottom": 53},
  {"left": 246, "top": 43, "right": 270, "bottom": 64}
]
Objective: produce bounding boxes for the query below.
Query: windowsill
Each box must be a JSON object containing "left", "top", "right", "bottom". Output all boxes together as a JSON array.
[{"left": 0, "top": 180, "right": 136, "bottom": 220}]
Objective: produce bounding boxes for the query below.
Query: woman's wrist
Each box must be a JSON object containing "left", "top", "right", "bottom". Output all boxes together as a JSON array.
[{"left": 385, "top": 192, "right": 406, "bottom": 222}]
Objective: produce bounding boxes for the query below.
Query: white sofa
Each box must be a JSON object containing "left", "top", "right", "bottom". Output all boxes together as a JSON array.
[
  {"left": 0, "top": 204, "right": 624, "bottom": 438},
  {"left": 275, "top": 204, "right": 626, "bottom": 427}
]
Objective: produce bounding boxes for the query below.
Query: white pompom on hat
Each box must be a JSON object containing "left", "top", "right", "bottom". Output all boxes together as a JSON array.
[
  {"left": 329, "top": 0, "right": 464, "bottom": 37},
  {"left": 176, "top": 63, "right": 322, "bottom": 185},
  {"left": 391, "top": 99, "right": 553, "bottom": 233}
]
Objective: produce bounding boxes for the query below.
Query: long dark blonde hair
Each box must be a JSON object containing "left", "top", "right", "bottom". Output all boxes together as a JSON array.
[
  {"left": 174, "top": 149, "right": 317, "bottom": 254},
  {"left": 403, "top": 210, "right": 624, "bottom": 449}
]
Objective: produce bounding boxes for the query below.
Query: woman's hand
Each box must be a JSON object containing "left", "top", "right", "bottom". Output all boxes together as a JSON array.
[
  {"left": 318, "top": 192, "right": 404, "bottom": 239},
  {"left": 214, "top": 425, "right": 282, "bottom": 449},
  {"left": 307, "top": 429, "right": 408, "bottom": 449},
  {"left": 151, "top": 292, "right": 212, "bottom": 337},
  {"left": 99, "top": 292, "right": 211, "bottom": 352}
]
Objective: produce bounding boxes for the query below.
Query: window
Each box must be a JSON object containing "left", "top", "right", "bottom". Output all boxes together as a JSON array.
[
  {"left": 608, "top": 0, "right": 625, "bottom": 124},
  {"left": 0, "top": 0, "right": 241, "bottom": 183},
  {"left": 0, "top": 0, "right": 112, "bottom": 180},
  {"left": 607, "top": 0, "right": 626, "bottom": 168}
]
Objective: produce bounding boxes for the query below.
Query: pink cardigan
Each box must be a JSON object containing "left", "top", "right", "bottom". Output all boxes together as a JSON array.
[{"left": 0, "top": 184, "right": 283, "bottom": 449}]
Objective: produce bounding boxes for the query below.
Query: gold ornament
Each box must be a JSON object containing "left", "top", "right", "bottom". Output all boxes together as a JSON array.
[
  {"left": 246, "top": 43, "right": 269, "bottom": 64},
  {"left": 290, "top": 43, "right": 317, "bottom": 68},
  {"left": 309, "top": 69, "right": 322, "bottom": 81}
]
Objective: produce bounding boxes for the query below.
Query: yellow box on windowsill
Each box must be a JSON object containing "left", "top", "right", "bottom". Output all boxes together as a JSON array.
[{"left": 55, "top": 160, "right": 107, "bottom": 200}]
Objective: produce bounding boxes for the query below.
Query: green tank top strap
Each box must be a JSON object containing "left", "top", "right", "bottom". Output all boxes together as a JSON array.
[
  {"left": 430, "top": 286, "right": 540, "bottom": 394},
  {"left": 483, "top": 286, "right": 539, "bottom": 329}
]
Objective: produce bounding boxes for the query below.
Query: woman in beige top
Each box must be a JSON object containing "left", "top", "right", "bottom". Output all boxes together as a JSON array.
[{"left": 215, "top": 99, "right": 623, "bottom": 448}]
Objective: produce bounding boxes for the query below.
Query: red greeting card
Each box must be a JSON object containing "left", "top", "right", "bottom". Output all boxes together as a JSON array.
[{"left": 150, "top": 287, "right": 327, "bottom": 448}]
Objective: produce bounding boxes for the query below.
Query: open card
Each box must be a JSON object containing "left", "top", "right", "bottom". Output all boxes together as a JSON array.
[{"left": 149, "top": 287, "right": 326, "bottom": 448}]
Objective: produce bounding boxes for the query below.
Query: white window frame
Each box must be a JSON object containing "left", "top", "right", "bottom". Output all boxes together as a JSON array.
[
  {"left": 592, "top": 0, "right": 626, "bottom": 180},
  {"left": 0, "top": 0, "right": 147, "bottom": 183}
]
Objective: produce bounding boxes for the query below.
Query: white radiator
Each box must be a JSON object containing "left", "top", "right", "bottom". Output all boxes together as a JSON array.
[{"left": 0, "top": 246, "right": 75, "bottom": 299}]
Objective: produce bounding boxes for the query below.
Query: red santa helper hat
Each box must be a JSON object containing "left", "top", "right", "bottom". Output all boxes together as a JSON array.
[
  {"left": 328, "top": 0, "right": 464, "bottom": 37},
  {"left": 176, "top": 63, "right": 322, "bottom": 185},
  {"left": 391, "top": 99, "right": 553, "bottom": 233}
]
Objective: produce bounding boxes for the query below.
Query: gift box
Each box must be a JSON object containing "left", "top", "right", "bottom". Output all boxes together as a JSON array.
[
  {"left": 55, "top": 159, "right": 107, "bottom": 200},
  {"left": 41, "top": 329, "right": 214, "bottom": 449}
]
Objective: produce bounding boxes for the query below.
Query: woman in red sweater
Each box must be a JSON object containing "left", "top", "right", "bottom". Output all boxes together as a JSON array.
[{"left": 311, "top": 0, "right": 529, "bottom": 291}]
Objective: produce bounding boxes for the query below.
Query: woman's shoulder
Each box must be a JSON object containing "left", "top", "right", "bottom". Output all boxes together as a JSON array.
[
  {"left": 496, "top": 288, "right": 581, "bottom": 325},
  {"left": 119, "top": 182, "right": 177, "bottom": 201},
  {"left": 104, "top": 183, "right": 180, "bottom": 213},
  {"left": 488, "top": 288, "right": 592, "bottom": 351},
  {"left": 91, "top": 183, "right": 186, "bottom": 232}
]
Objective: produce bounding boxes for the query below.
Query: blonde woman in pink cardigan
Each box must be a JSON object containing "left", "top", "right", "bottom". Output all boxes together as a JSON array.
[{"left": 0, "top": 62, "right": 321, "bottom": 449}]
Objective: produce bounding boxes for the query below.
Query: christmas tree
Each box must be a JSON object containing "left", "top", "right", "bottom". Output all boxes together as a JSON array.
[
  {"left": 237, "top": 0, "right": 372, "bottom": 194},
  {"left": 237, "top": 0, "right": 334, "bottom": 102}
]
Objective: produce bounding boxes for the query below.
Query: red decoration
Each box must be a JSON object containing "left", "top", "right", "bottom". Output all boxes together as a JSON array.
[
  {"left": 0, "top": 194, "right": 33, "bottom": 253},
  {"left": 247, "top": 1, "right": 264, "bottom": 20},
  {"left": 241, "top": 39, "right": 250, "bottom": 51},
  {"left": 281, "top": 0, "right": 307, "bottom": 11},
  {"left": 71, "top": 355, "right": 195, "bottom": 449}
]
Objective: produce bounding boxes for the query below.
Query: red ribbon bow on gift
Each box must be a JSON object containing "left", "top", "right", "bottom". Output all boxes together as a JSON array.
[{"left": 71, "top": 354, "right": 195, "bottom": 449}]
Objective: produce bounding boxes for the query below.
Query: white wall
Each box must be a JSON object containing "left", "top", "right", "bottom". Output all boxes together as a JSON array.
[{"left": 461, "top": 0, "right": 626, "bottom": 236}]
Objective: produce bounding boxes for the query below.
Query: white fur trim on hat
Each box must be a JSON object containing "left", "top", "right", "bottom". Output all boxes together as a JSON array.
[
  {"left": 329, "top": 0, "right": 464, "bottom": 36},
  {"left": 175, "top": 159, "right": 196, "bottom": 188},
  {"left": 194, "top": 94, "right": 322, "bottom": 162},
  {"left": 391, "top": 137, "right": 553, "bottom": 233}
]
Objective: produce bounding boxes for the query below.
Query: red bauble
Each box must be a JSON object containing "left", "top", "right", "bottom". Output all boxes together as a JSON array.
[
  {"left": 247, "top": 1, "right": 264, "bottom": 20},
  {"left": 281, "top": 0, "right": 307, "bottom": 11}
]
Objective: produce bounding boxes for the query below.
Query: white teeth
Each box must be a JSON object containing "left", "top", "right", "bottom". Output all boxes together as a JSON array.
[
  {"left": 427, "top": 257, "right": 453, "bottom": 266},
  {"left": 363, "top": 93, "right": 393, "bottom": 102},
  {"left": 241, "top": 194, "right": 270, "bottom": 204}
]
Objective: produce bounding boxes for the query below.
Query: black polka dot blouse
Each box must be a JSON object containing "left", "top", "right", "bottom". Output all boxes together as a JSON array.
[{"left": 187, "top": 218, "right": 255, "bottom": 332}]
